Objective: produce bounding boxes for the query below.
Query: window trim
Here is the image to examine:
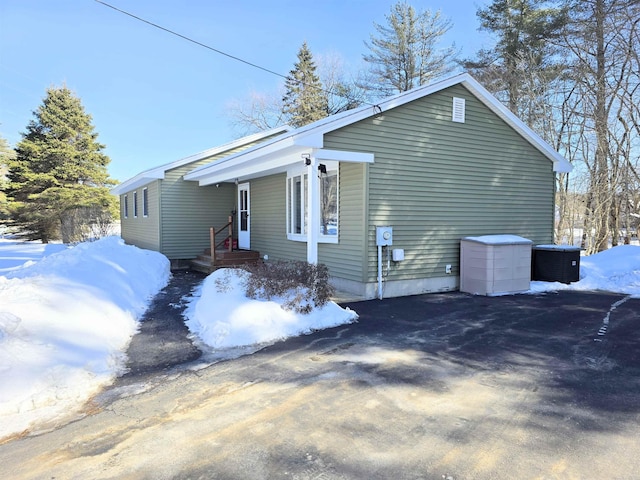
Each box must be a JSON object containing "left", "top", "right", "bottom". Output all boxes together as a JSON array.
[
  {"left": 133, "top": 191, "right": 138, "bottom": 218},
  {"left": 123, "top": 194, "right": 128, "bottom": 219},
  {"left": 142, "top": 187, "right": 149, "bottom": 218},
  {"left": 286, "top": 161, "right": 339, "bottom": 244}
]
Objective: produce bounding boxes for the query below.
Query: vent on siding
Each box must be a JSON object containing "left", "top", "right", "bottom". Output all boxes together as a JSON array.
[{"left": 452, "top": 97, "right": 466, "bottom": 123}]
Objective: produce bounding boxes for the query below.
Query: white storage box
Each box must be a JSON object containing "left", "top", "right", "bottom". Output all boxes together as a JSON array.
[{"left": 460, "top": 235, "right": 533, "bottom": 296}]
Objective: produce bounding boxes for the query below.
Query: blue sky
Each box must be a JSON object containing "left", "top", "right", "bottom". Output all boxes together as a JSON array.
[{"left": 0, "top": 0, "right": 491, "bottom": 182}]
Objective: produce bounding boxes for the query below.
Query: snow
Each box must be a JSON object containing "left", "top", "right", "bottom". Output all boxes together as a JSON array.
[
  {"left": 530, "top": 244, "right": 640, "bottom": 297},
  {"left": 0, "top": 237, "right": 638, "bottom": 441},
  {"left": 183, "top": 269, "right": 358, "bottom": 349},
  {"left": 463, "top": 234, "right": 533, "bottom": 245},
  {"left": 0, "top": 236, "right": 170, "bottom": 439}
]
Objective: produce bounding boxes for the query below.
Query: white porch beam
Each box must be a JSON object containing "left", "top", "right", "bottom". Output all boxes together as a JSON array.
[{"left": 312, "top": 148, "right": 374, "bottom": 163}]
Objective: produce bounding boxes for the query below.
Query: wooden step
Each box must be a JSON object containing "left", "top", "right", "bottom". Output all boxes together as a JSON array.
[{"left": 189, "top": 250, "right": 261, "bottom": 274}]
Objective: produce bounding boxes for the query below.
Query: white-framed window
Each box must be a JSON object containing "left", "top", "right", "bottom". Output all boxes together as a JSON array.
[
  {"left": 286, "top": 161, "right": 338, "bottom": 243},
  {"left": 133, "top": 191, "right": 138, "bottom": 218},
  {"left": 143, "top": 188, "right": 149, "bottom": 217},
  {"left": 123, "top": 194, "right": 128, "bottom": 219}
]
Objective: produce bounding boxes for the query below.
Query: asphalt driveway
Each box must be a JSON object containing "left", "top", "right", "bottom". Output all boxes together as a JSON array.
[{"left": 1, "top": 290, "right": 639, "bottom": 479}]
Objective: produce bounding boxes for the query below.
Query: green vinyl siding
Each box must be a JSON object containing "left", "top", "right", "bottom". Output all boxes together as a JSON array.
[
  {"left": 160, "top": 138, "right": 283, "bottom": 259},
  {"left": 160, "top": 167, "right": 234, "bottom": 259},
  {"left": 248, "top": 165, "right": 367, "bottom": 283},
  {"left": 249, "top": 174, "right": 306, "bottom": 262},
  {"left": 317, "top": 162, "right": 367, "bottom": 282},
  {"left": 120, "top": 180, "right": 160, "bottom": 251},
  {"left": 324, "top": 84, "right": 555, "bottom": 284},
  {"left": 117, "top": 133, "right": 285, "bottom": 259}
]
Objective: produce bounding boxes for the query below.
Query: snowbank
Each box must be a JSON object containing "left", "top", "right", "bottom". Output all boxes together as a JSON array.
[
  {"left": 184, "top": 269, "right": 358, "bottom": 349},
  {"left": 530, "top": 244, "right": 640, "bottom": 297},
  {"left": 0, "top": 237, "right": 170, "bottom": 439}
]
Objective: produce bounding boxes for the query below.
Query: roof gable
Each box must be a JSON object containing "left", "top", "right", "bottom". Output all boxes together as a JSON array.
[{"left": 185, "top": 73, "right": 571, "bottom": 186}]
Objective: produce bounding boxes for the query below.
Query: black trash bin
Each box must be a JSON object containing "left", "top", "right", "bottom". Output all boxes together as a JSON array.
[{"left": 531, "top": 245, "right": 581, "bottom": 284}]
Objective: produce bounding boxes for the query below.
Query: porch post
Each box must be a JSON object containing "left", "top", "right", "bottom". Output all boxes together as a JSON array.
[{"left": 307, "top": 153, "right": 319, "bottom": 264}]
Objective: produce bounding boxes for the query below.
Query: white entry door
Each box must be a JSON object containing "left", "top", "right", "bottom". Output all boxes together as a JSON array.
[{"left": 238, "top": 183, "right": 250, "bottom": 250}]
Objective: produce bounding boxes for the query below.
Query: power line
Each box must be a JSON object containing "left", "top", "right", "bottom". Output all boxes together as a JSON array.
[
  {"left": 93, "top": 0, "right": 374, "bottom": 109},
  {"left": 94, "top": 0, "right": 290, "bottom": 82}
]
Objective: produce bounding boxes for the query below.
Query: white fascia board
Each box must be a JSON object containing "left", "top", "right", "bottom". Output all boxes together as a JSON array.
[
  {"left": 313, "top": 148, "right": 374, "bottom": 163},
  {"left": 185, "top": 136, "right": 299, "bottom": 181},
  {"left": 110, "top": 172, "right": 164, "bottom": 195},
  {"left": 111, "top": 125, "right": 291, "bottom": 196},
  {"left": 190, "top": 146, "right": 308, "bottom": 186}
]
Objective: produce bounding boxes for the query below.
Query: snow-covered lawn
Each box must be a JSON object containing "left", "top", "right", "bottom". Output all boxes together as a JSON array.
[{"left": 0, "top": 237, "right": 639, "bottom": 442}]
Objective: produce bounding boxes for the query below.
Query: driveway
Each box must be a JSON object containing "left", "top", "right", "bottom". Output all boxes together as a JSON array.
[{"left": 1, "top": 290, "right": 639, "bottom": 479}]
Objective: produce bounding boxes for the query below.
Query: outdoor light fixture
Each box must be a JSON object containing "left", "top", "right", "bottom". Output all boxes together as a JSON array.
[
  {"left": 302, "top": 153, "right": 311, "bottom": 166},
  {"left": 235, "top": 178, "right": 239, "bottom": 185},
  {"left": 318, "top": 163, "right": 327, "bottom": 175}
]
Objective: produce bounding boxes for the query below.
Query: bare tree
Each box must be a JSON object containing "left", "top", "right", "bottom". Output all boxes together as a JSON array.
[{"left": 560, "top": 0, "right": 640, "bottom": 252}]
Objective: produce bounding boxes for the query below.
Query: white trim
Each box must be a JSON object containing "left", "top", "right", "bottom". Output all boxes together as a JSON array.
[
  {"left": 237, "top": 183, "right": 250, "bottom": 249},
  {"left": 314, "top": 149, "right": 374, "bottom": 163},
  {"left": 123, "top": 194, "right": 128, "bottom": 219},
  {"left": 133, "top": 191, "right": 138, "bottom": 218},
  {"left": 185, "top": 147, "right": 372, "bottom": 187},
  {"left": 183, "top": 73, "right": 571, "bottom": 181},
  {"left": 110, "top": 125, "right": 291, "bottom": 195},
  {"left": 286, "top": 162, "right": 339, "bottom": 247},
  {"left": 142, "top": 187, "right": 149, "bottom": 218}
]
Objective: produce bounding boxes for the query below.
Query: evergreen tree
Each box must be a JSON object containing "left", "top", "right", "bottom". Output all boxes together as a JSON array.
[
  {"left": 6, "top": 86, "right": 117, "bottom": 243},
  {"left": 282, "top": 42, "right": 328, "bottom": 128},
  {"left": 363, "top": 1, "right": 459, "bottom": 96},
  {"left": 462, "top": 0, "right": 567, "bottom": 114},
  {"left": 0, "top": 135, "right": 16, "bottom": 222}
]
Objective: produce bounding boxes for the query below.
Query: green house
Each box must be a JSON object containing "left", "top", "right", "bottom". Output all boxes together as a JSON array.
[{"left": 113, "top": 73, "right": 571, "bottom": 299}]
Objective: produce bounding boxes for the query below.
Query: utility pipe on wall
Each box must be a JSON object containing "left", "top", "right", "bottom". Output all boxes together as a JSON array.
[{"left": 378, "top": 244, "right": 383, "bottom": 300}]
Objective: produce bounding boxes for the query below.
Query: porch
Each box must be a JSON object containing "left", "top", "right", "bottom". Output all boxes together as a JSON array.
[{"left": 188, "top": 215, "right": 260, "bottom": 274}]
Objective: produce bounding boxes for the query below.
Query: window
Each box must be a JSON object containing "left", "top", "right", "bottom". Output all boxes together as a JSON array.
[
  {"left": 133, "top": 191, "right": 138, "bottom": 218},
  {"left": 123, "top": 195, "right": 128, "bottom": 219},
  {"left": 286, "top": 162, "right": 338, "bottom": 242},
  {"left": 143, "top": 188, "right": 149, "bottom": 217}
]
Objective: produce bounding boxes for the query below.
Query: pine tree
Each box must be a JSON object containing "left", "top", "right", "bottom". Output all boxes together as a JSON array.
[
  {"left": 363, "top": 1, "right": 458, "bottom": 96},
  {"left": 282, "top": 42, "right": 328, "bottom": 128},
  {"left": 6, "top": 86, "right": 117, "bottom": 243},
  {"left": 462, "top": 0, "right": 567, "bottom": 114},
  {"left": 0, "top": 135, "right": 16, "bottom": 222}
]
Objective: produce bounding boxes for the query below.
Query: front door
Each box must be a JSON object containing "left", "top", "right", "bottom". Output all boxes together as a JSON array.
[{"left": 238, "top": 183, "right": 250, "bottom": 250}]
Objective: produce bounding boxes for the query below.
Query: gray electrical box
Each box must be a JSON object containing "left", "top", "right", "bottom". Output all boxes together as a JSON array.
[{"left": 376, "top": 226, "right": 393, "bottom": 246}]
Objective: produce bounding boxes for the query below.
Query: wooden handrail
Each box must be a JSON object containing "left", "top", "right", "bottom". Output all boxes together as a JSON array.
[{"left": 210, "top": 216, "right": 234, "bottom": 267}]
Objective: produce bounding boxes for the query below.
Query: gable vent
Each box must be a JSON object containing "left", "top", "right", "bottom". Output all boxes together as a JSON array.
[{"left": 452, "top": 97, "right": 466, "bottom": 123}]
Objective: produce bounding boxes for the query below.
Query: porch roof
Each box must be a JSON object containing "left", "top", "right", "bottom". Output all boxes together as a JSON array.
[{"left": 110, "top": 126, "right": 291, "bottom": 195}]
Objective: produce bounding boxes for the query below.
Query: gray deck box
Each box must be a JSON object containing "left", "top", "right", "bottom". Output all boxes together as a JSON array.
[
  {"left": 460, "top": 235, "right": 533, "bottom": 296},
  {"left": 532, "top": 245, "right": 581, "bottom": 284}
]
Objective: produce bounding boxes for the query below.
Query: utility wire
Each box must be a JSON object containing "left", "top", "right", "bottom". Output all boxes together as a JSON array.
[
  {"left": 93, "top": 0, "right": 375, "bottom": 109},
  {"left": 94, "top": 0, "right": 289, "bottom": 81}
]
